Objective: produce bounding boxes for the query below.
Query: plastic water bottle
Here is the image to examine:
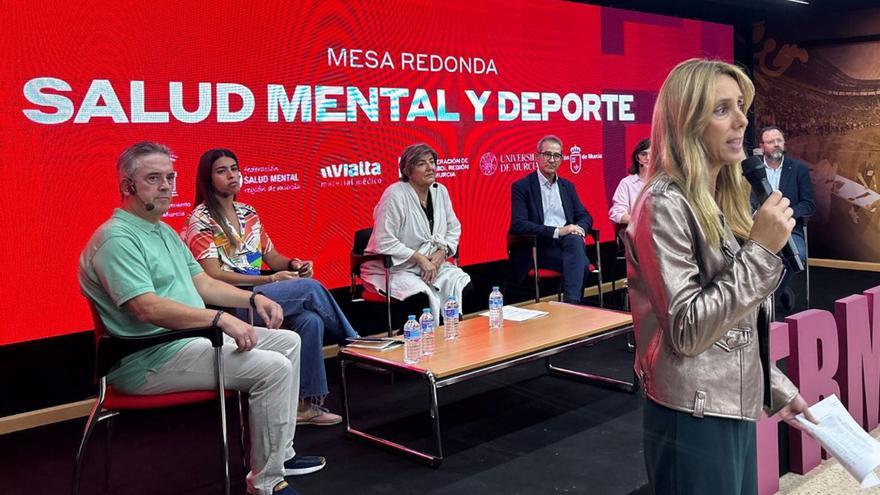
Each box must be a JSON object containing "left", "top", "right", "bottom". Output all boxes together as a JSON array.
[
  {"left": 403, "top": 315, "right": 421, "bottom": 364},
  {"left": 419, "top": 308, "right": 435, "bottom": 356},
  {"left": 489, "top": 286, "right": 504, "bottom": 330},
  {"left": 443, "top": 296, "right": 459, "bottom": 341}
]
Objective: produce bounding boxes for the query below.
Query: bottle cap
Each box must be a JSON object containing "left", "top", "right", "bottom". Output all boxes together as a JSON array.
[
  {"left": 422, "top": 308, "right": 431, "bottom": 312},
  {"left": 492, "top": 286, "right": 500, "bottom": 291},
  {"left": 408, "top": 315, "right": 416, "bottom": 320}
]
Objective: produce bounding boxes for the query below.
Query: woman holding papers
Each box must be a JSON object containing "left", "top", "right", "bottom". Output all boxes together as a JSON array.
[
  {"left": 362, "top": 143, "right": 471, "bottom": 322},
  {"left": 624, "top": 59, "right": 816, "bottom": 494},
  {"left": 183, "top": 148, "right": 357, "bottom": 427}
]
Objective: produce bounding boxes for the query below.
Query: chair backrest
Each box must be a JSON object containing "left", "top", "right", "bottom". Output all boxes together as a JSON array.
[
  {"left": 353, "top": 227, "right": 373, "bottom": 256},
  {"left": 85, "top": 299, "right": 123, "bottom": 382}
]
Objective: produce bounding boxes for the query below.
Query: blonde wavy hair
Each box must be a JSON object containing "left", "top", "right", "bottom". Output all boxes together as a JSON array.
[{"left": 648, "top": 58, "right": 754, "bottom": 248}]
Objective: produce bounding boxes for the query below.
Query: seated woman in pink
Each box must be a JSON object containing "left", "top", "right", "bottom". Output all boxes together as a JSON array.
[{"left": 609, "top": 139, "right": 651, "bottom": 230}]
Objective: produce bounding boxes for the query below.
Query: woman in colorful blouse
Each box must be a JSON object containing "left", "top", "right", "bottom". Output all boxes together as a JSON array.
[{"left": 184, "top": 148, "right": 357, "bottom": 426}]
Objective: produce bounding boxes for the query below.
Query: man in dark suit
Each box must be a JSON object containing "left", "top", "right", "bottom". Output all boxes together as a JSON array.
[
  {"left": 509, "top": 135, "right": 593, "bottom": 304},
  {"left": 753, "top": 126, "right": 815, "bottom": 311}
]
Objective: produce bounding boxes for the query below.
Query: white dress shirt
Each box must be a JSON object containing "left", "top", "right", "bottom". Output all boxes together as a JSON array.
[
  {"left": 537, "top": 171, "right": 566, "bottom": 238},
  {"left": 763, "top": 156, "right": 784, "bottom": 192}
]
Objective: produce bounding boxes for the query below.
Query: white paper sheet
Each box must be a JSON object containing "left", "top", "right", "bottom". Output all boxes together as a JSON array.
[
  {"left": 479, "top": 305, "right": 549, "bottom": 322},
  {"left": 796, "top": 394, "right": 880, "bottom": 488}
]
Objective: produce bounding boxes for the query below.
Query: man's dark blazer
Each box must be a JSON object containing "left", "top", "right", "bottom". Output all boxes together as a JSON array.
[
  {"left": 750, "top": 156, "right": 815, "bottom": 236},
  {"left": 508, "top": 171, "right": 593, "bottom": 282}
]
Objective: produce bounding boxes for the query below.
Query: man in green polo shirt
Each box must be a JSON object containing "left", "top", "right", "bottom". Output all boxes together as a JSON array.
[{"left": 78, "top": 142, "right": 320, "bottom": 495}]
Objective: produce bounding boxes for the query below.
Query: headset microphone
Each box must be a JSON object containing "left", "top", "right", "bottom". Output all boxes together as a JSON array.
[{"left": 127, "top": 183, "right": 156, "bottom": 211}]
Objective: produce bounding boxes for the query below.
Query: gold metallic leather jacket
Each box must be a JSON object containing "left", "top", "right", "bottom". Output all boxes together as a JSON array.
[{"left": 625, "top": 176, "right": 798, "bottom": 420}]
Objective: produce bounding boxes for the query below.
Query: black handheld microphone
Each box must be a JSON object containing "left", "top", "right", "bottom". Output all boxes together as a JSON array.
[
  {"left": 128, "top": 184, "right": 155, "bottom": 211},
  {"left": 741, "top": 156, "right": 804, "bottom": 273}
]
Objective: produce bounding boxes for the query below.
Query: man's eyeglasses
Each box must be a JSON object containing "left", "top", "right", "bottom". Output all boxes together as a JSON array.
[
  {"left": 763, "top": 138, "right": 785, "bottom": 145},
  {"left": 540, "top": 151, "right": 563, "bottom": 162}
]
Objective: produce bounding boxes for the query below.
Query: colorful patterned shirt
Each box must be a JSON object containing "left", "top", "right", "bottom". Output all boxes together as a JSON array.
[{"left": 183, "top": 202, "right": 274, "bottom": 274}]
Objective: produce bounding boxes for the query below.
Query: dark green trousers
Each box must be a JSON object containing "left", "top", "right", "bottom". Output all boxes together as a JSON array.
[{"left": 643, "top": 399, "right": 757, "bottom": 495}]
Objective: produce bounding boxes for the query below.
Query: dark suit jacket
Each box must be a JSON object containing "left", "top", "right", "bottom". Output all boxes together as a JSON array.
[
  {"left": 750, "top": 156, "right": 815, "bottom": 236},
  {"left": 508, "top": 171, "right": 593, "bottom": 281}
]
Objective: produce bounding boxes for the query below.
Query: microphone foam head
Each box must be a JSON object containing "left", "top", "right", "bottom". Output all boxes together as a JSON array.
[{"left": 740, "top": 156, "right": 766, "bottom": 181}]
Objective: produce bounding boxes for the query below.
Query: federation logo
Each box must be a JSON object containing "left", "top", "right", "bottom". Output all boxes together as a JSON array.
[
  {"left": 569, "top": 145, "right": 582, "bottom": 174},
  {"left": 479, "top": 152, "right": 498, "bottom": 176}
]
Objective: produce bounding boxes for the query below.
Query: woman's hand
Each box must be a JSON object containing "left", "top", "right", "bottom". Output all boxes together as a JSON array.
[
  {"left": 428, "top": 249, "right": 446, "bottom": 269},
  {"left": 749, "top": 191, "right": 795, "bottom": 253},
  {"left": 270, "top": 271, "right": 300, "bottom": 282},
  {"left": 298, "top": 260, "right": 314, "bottom": 278},
  {"left": 777, "top": 394, "right": 819, "bottom": 433},
  {"left": 415, "top": 253, "right": 439, "bottom": 284}
]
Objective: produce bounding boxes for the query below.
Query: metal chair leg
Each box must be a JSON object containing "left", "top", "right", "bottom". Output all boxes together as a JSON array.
[
  {"left": 384, "top": 266, "right": 394, "bottom": 336},
  {"left": 104, "top": 416, "right": 115, "bottom": 492},
  {"left": 238, "top": 392, "right": 248, "bottom": 472},
  {"left": 73, "top": 380, "right": 106, "bottom": 495},
  {"left": 215, "top": 347, "right": 231, "bottom": 495},
  {"left": 532, "top": 246, "right": 540, "bottom": 303}
]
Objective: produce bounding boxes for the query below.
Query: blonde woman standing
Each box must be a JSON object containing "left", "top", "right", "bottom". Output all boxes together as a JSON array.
[{"left": 625, "top": 59, "right": 816, "bottom": 494}]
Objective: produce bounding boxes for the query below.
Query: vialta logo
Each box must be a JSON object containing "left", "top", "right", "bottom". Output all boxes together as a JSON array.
[{"left": 320, "top": 161, "right": 382, "bottom": 179}]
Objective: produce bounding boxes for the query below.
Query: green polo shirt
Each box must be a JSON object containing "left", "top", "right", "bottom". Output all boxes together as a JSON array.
[{"left": 78, "top": 208, "right": 206, "bottom": 391}]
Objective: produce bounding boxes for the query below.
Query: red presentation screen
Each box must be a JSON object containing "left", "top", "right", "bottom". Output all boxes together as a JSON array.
[{"left": 1, "top": 0, "right": 731, "bottom": 345}]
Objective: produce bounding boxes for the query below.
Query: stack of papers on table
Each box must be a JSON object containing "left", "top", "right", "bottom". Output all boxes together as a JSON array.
[{"left": 480, "top": 305, "right": 549, "bottom": 322}]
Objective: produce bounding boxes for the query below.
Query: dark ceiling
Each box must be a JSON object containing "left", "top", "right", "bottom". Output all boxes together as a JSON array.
[{"left": 581, "top": 0, "right": 879, "bottom": 25}]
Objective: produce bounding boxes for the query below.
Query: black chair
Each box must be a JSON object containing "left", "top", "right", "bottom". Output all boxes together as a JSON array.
[
  {"left": 73, "top": 300, "right": 238, "bottom": 495},
  {"left": 610, "top": 223, "right": 629, "bottom": 309},
  {"left": 350, "top": 228, "right": 396, "bottom": 336},
  {"left": 506, "top": 229, "right": 604, "bottom": 306},
  {"left": 350, "top": 227, "right": 458, "bottom": 335}
]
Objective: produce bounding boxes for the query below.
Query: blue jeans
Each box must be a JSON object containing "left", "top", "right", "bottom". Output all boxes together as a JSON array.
[{"left": 240, "top": 278, "right": 358, "bottom": 399}]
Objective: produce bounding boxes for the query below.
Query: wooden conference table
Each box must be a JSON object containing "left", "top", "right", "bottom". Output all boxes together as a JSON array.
[{"left": 339, "top": 301, "right": 638, "bottom": 467}]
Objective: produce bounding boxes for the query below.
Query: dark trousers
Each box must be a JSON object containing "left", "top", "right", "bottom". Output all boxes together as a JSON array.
[
  {"left": 775, "top": 230, "right": 807, "bottom": 298},
  {"left": 643, "top": 399, "right": 757, "bottom": 495},
  {"left": 537, "top": 234, "right": 589, "bottom": 303}
]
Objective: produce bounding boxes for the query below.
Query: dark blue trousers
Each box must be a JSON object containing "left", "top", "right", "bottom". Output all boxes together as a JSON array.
[{"left": 537, "top": 234, "right": 589, "bottom": 303}]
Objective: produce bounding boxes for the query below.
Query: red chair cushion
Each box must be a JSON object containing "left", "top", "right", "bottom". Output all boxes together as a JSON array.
[
  {"left": 589, "top": 264, "right": 597, "bottom": 272},
  {"left": 361, "top": 289, "right": 389, "bottom": 303},
  {"left": 104, "top": 386, "right": 232, "bottom": 410},
  {"left": 528, "top": 268, "right": 562, "bottom": 279}
]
